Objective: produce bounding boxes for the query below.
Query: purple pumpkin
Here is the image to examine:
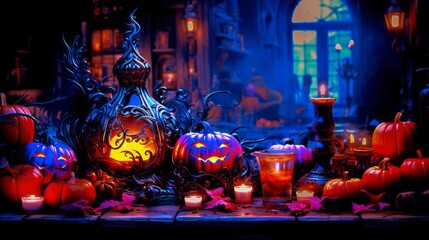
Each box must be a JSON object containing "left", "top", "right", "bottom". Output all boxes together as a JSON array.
[{"left": 172, "top": 121, "right": 243, "bottom": 174}]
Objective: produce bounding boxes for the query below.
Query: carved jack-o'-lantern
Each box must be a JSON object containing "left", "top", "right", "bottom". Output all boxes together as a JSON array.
[
  {"left": 22, "top": 134, "right": 77, "bottom": 172},
  {"left": 172, "top": 121, "right": 243, "bottom": 174}
]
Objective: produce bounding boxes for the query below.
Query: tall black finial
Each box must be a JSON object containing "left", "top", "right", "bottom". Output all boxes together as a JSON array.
[{"left": 113, "top": 8, "right": 151, "bottom": 86}]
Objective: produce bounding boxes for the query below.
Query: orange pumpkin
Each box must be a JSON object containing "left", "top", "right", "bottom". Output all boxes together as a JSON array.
[
  {"left": 0, "top": 164, "right": 44, "bottom": 205},
  {"left": 372, "top": 112, "right": 419, "bottom": 165},
  {"left": 43, "top": 173, "right": 97, "bottom": 208},
  {"left": 0, "top": 93, "right": 35, "bottom": 146},
  {"left": 400, "top": 149, "right": 429, "bottom": 187},
  {"left": 361, "top": 158, "right": 405, "bottom": 194},
  {"left": 322, "top": 171, "right": 363, "bottom": 200}
]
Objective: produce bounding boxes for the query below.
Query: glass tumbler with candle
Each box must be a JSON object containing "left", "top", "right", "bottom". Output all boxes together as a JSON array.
[{"left": 252, "top": 150, "right": 296, "bottom": 207}]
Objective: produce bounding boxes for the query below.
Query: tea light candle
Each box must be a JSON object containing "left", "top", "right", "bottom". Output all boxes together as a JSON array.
[
  {"left": 184, "top": 195, "right": 202, "bottom": 209},
  {"left": 22, "top": 195, "right": 44, "bottom": 212},
  {"left": 296, "top": 190, "right": 314, "bottom": 203},
  {"left": 234, "top": 184, "right": 253, "bottom": 203}
]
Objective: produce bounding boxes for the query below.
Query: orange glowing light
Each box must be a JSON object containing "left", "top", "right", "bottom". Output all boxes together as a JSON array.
[
  {"left": 349, "top": 133, "right": 355, "bottom": 151},
  {"left": 335, "top": 43, "right": 342, "bottom": 52},
  {"left": 362, "top": 137, "right": 367, "bottom": 146},
  {"left": 320, "top": 84, "right": 327, "bottom": 97},
  {"left": 348, "top": 40, "right": 355, "bottom": 49}
]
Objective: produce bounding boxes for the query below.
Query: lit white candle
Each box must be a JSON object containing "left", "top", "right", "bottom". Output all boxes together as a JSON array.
[
  {"left": 184, "top": 195, "right": 202, "bottom": 209},
  {"left": 22, "top": 195, "right": 44, "bottom": 212},
  {"left": 234, "top": 184, "right": 253, "bottom": 204},
  {"left": 296, "top": 190, "right": 314, "bottom": 203}
]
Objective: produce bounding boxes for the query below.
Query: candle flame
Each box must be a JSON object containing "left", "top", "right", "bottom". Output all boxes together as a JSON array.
[
  {"left": 350, "top": 134, "right": 355, "bottom": 143},
  {"left": 348, "top": 39, "right": 355, "bottom": 49},
  {"left": 335, "top": 43, "right": 342, "bottom": 51},
  {"left": 320, "top": 84, "right": 327, "bottom": 97},
  {"left": 362, "top": 137, "right": 367, "bottom": 146}
]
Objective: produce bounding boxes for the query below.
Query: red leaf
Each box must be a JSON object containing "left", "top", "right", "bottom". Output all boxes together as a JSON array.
[
  {"left": 288, "top": 202, "right": 307, "bottom": 212},
  {"left": 204, "top": 187, "right": 236, "bottom": 211},
  {"left": 308, "top": 197, "right": 323, "bottom": 211},
  {"left": 60, "top": 199, "right": 96, "bottom": 215},
  {"left": 96, "top": 193, "right": 135, "bottom": 213},
  {"left": 205, "top": 187, "right": 225, "bottom": 199},
  {"left": 378, "top": 201, "right": 390, "bottom": 210},
  {"left": 352, "top": 202, "right": 376, "bottom": 214},
  {"left": 361, "top": 189, "right": 385, "bottom": 203}
]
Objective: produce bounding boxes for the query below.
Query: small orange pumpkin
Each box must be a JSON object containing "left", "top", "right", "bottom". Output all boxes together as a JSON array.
[
  {"left": 400, "top": 149, "right": 429, "bottom": 187},
  {"left": 43, "top": 173, "right": 97, "bottom": 208},
  {"left": 361, "top": 158, "right": 405, "bottom": 194},
  {"left": 322, "top": 171, "right": 363, "bottom": 200}
]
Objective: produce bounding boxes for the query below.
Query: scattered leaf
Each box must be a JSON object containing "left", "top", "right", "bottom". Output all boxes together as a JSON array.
[
  {"left": 352, "top": 202, "right": 376, "bottom": 214},
  {"left": 95, "top": 193, "right": 135, "bottom": 213},
  {"left": 60, "top": 199, "right": 96, "bottom": 215},
  {"left": 308, "top": 197, "right": 323, "bottom": 211},
  {"left": 378, "top": 201, "right": 390, "bottom": 210},
  {"left": 361, "top": 189, "right": 385, "bottom": 203},
  {"left": 204, "top": 187, "right": 237, "bottom": 212},
  {"left": 288, "top": 201, "right": 307, "bottom": 211}
]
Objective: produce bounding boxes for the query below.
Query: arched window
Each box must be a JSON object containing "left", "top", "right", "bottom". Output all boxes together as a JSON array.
[{"left": 292, "top": 0, "right": 354, "bottom": 107}]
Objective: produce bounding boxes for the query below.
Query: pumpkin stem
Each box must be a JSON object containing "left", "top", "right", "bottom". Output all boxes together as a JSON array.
[
  {"left": 417, "top": 149, "right": 424, "bottom": 159},
  {"left": 281, "top": 135, "right": 295, "bottom": 145},
  {"left": 0, "top": 93, "right": 6, "bottom": 106},
  {"left": 342, "top": 171, "right": 350, "bottom": 181},
  {"left": 40, "top": 132, "right": 55, "bottom": 146},
  {"left": 69, "top": 172, "right": 76, "bottom": 183},
  {"left": 194, "top": 121, "right": 215, "bottom": 134},
  {"left": 379, "top": 158, "right": 390, "bottom": 170},
  {"left": 394, "top": 112, "right": 402, "bottom": 123}
]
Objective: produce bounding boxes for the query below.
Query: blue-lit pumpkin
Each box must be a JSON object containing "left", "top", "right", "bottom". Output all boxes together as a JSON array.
[
  {"left": 172, "top": 121, "right": 243, "bottom": 174},
  {"left": 22, "top": 134, "right": 77, "bottom": 172}
]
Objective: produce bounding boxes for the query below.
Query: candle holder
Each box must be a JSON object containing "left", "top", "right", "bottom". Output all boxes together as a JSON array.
[
  {"left": 252, "top": 150, "right": 296, "bottom": 207},
  {"left": 298, "top": 97, "right": 344, "bottom": 197},
  {"left": 353, "top": 147, "right": 374, "bottom": 177}
]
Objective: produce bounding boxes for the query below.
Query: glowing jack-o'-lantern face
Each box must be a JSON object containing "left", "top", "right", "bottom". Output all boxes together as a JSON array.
[
  {"left": 172, "top": 121, "right": 243, "bottom": 174},
  {"left": 22, "top": 138, "right": 77, "bottom": 172}
]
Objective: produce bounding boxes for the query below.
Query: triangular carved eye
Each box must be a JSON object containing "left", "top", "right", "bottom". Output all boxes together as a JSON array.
[
  {"left": 58, "top": 156, "right": 67, "bottom": 169},
  {"left": 219, "top": 143, "right": 228, "bottom": 148},
  {"left": 195, "top": 143, "right": 205, "bottom": 148}
]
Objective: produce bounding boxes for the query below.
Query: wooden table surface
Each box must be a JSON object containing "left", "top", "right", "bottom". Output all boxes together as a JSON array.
[{"left": 1, "top": 198, "right": 428, "bottom": 239}]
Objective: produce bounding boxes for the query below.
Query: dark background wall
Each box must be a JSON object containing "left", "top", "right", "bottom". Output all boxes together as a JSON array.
[{"left": 0, "top": 0, "right": 428, "bottom": 126}]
